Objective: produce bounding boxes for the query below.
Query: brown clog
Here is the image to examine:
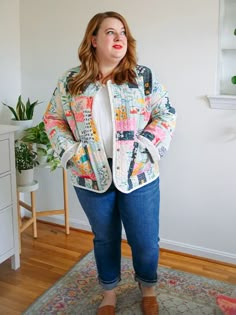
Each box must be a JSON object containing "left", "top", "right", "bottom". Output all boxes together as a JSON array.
[
  {"left": 141, "top": 296, "right": 159, "bottom": 315},
  {"left": 97, "top": 305, "right": 115, "bottom": 315}
]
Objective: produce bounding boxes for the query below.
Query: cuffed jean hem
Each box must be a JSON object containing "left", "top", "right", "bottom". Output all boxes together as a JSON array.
[
  {"left": 98, "top": 276, "right": 121, "bottom": 290},
  {"left": 134, "top": 274, "right": 158, "bottom": 287}
]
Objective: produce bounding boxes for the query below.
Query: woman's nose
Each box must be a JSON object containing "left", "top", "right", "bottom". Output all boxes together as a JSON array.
[{"left": 114, "top": 33, "right": 121, "bottom": 41}]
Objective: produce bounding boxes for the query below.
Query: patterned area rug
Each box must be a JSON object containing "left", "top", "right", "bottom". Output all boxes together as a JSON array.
[{"left": 23, "top": 251, "right": 235, "bottom": 315}]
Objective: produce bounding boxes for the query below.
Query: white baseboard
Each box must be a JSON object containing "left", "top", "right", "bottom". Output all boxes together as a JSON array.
[
  {"left": 27, "top": 214, "right": 236, "bottom": 265},
  {"left": 32, "top": 214, "right": 92, "bottom": 233},
  {"left": 160, "top": 239, "right": 236, "bottom": 265}
]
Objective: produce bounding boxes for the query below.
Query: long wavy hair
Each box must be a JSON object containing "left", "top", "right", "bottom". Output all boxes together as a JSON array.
[{"left": 68, "top": 11, "right": 137, "bottom": 95}]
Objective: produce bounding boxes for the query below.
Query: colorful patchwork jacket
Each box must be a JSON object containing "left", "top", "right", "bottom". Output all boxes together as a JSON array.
[{"left": 43, "top": 65, "right": 176, "bottom": 193}]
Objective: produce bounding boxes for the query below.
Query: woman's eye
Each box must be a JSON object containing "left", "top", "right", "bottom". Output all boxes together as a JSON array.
[{"left": 106, "top": 30, "right": 126, "bottom": 36}]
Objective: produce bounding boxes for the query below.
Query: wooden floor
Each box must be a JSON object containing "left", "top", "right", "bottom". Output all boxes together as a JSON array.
[{"left": 0, "top": 221, "right": 235, "bottom": 315}]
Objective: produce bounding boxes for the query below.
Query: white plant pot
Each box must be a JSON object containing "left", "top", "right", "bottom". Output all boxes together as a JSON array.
[
  {"left": 16, "top": 168, "right": 34, "bottom": 186},
  {"left": 36, "top": 144, "right": 48, "bottom": 165},
  {"left": 11, "top": 119, "right": 33, "bottom": 140}
]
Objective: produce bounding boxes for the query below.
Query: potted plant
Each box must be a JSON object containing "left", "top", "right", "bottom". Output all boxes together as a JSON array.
[
  {"left": 2, "top": 95, "right": 40, "bottom": 120},
  {"left": 21, "top": 121, "right": 60, "bottom": 170},
  {"left": 15, "top": 140, "right": 39, "bottom": 186},
  {"left": 21, "top": 121, "right": 51, "bottom": 164},
  {"left": 1, "top": 95, "right": 41, "bottom": 139},
  {"left": 231, "top": 29, "right": 236, "bottom": 85}
]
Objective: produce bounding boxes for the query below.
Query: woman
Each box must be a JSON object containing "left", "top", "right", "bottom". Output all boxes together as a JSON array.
[{"left": 44, "top": 11, "right": 176, "bottom": 315}]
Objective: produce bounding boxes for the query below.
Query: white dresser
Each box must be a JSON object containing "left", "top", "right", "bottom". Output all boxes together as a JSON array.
[{"left": 0, "top": 125, "right": 20, "bottom": 269}]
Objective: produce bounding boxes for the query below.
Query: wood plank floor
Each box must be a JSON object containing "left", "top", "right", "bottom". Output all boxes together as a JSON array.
[{"left": 0, "top": 221, "right": 235, "bottom": 315}]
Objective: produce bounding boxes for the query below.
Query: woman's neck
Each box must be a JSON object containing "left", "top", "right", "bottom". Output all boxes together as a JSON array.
[{"left": 99, "top": 61, "right": 119, "bottom": 79}]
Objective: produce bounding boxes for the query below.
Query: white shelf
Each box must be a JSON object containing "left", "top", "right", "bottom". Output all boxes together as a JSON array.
[
  {"left": 17, "top": 180, "right": 39, "bottom": 193},
  {"left": 207, "top": 94, "right": 236, "bottom": 109},
  {"left": 221, "top": 48, "right": 236, "bottom": 51}
]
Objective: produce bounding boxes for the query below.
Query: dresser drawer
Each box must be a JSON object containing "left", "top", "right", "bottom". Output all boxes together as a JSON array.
[
  {"left": 0, "top": 139, "right": 11, "bottom": 174},
  {"left": 0, "top": 207, "right": 14, "bottom": 257},
  {"left": 0, "top": 126, "right": 20, "bottom": 269},
  {"left": 0, "top": 175, "right": 12, "bottom": 209}
]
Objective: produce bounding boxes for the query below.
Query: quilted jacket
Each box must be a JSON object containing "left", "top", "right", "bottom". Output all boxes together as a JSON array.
[{"left": 43, "top": 65, "right": 176, "bottom": 193}]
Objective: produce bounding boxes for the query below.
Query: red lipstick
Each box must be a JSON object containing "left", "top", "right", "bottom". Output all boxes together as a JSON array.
[{"left": 113, "top": 45, "right": 122, "bottom": 49}]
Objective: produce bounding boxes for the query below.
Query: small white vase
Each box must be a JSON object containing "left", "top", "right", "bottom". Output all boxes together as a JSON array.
[
  {"left": 36, "top": 144, "right": 48, "bottom": 165},
  {"left": 11, "top": 119, "right": 33, "bottom": 140},
  {"left": 16, "top": 168, "right": 34, "bottom": 186}
]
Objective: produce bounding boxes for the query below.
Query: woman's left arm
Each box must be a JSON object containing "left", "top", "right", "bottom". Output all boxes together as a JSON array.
[{"left": 140, "top": 78, "right": 177, "bottom": 159}]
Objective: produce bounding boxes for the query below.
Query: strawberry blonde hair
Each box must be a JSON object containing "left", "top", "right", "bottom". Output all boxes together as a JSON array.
[{"left": 68, "top": 11, "right": 137, "bottom": 95}]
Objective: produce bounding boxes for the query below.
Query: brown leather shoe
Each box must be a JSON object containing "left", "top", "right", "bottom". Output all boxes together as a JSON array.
[
  {"left": 97, "top": 305, "right": 115, "bottom": 315},
  {"left": 141, "top": 296, "right": 159, "bottom": 315}
]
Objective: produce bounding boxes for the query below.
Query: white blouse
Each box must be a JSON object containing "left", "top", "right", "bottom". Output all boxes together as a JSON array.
[{"left": 93, "top": 86, "right": 113, "bottom": 158}]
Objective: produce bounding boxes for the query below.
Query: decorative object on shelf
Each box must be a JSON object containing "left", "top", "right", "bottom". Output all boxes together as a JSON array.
[
  {"left": 231, "top": 28, "right": 236, "bottom": 85},
  {"left": 1, "top": 95, "right": 41, "bottom": 139},
  {"left": 21, "top": 121, "right": 60, "bottom": 171},
  {"left": 15, "top": 140, "right": 39, "bottom": 186}
]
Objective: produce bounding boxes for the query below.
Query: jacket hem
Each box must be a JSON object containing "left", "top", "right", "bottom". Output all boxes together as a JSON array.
[
  {"left": 113, "top": 173, "right": 160, "bottom": 194},
  {"left": 72, "top": 179, "right": 112, "bottom": 194}
]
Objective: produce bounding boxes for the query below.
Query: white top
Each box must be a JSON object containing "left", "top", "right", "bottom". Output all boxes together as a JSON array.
[{"left": 93, "top": 86, "right": 113, "bottom": 158}]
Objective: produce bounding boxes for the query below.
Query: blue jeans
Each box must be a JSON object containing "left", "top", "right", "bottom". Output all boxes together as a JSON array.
[{"left": 74, "top": 173, "right": 160, "bottom": 290}]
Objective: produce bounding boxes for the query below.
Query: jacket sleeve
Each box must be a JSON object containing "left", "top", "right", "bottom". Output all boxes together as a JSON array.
[
  {"left": 43, "top": 80, "right": 79, "bottom": 168},
  {"left": 139, "top": 75, "right": 176, "bottom": 160}
]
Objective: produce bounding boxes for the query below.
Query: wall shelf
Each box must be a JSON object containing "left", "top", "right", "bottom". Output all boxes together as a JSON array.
[{"left": 207, "top": 94, "right": 236, "bottom": 109}]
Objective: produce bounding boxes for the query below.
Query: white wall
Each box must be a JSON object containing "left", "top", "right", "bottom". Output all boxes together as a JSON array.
[
  {"left": 6, "top": 0, "right": 236, "bottom": 264},
  {"left": 0, "top": 0, "right": 21, "bottom": 123}
]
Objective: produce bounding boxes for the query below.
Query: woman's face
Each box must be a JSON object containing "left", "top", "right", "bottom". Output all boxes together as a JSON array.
[{"left": 92, "top": 17, "right": 127, "bottom": 69}]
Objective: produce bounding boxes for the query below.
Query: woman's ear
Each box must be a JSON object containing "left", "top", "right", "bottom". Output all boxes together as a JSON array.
[{"left": 91, "top": 36, "right": 97, "bottom": 48}]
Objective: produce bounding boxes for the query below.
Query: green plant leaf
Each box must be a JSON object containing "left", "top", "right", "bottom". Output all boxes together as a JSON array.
[
  {"left": 25, "top": 98, "right": 31, "bottom": 119},
  {"left": 16, "top": 95, "right": 27, "bottom": 120},
  {"left": 48, "top": 158, "right": 61, "bottom": 171},
  {"left": 231, "top": 76, "right": 236, "bottom": 84},
  {"left": 15, "top": 140, "right": 39, "bottom": 171},
  {"left": 21, "top": 122, "right": 50, "bottom": 146},
  {"left": 26, "top": 99, "right": 41, "bottom": 119},
  {"left": 1, "top": 95, "right": 42, "bottom": 121},
  {"left": 1, "top": 103, "right": 19, "bottom": 120},
  {"left": 37, "top": 147, "right": 47, "bottom": 155},
  {"left": 234, "top": 28, "right": 236, "bottom": 36},
  {"left": 38, "top": 121, "right": 45, "bottom": 130}
]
